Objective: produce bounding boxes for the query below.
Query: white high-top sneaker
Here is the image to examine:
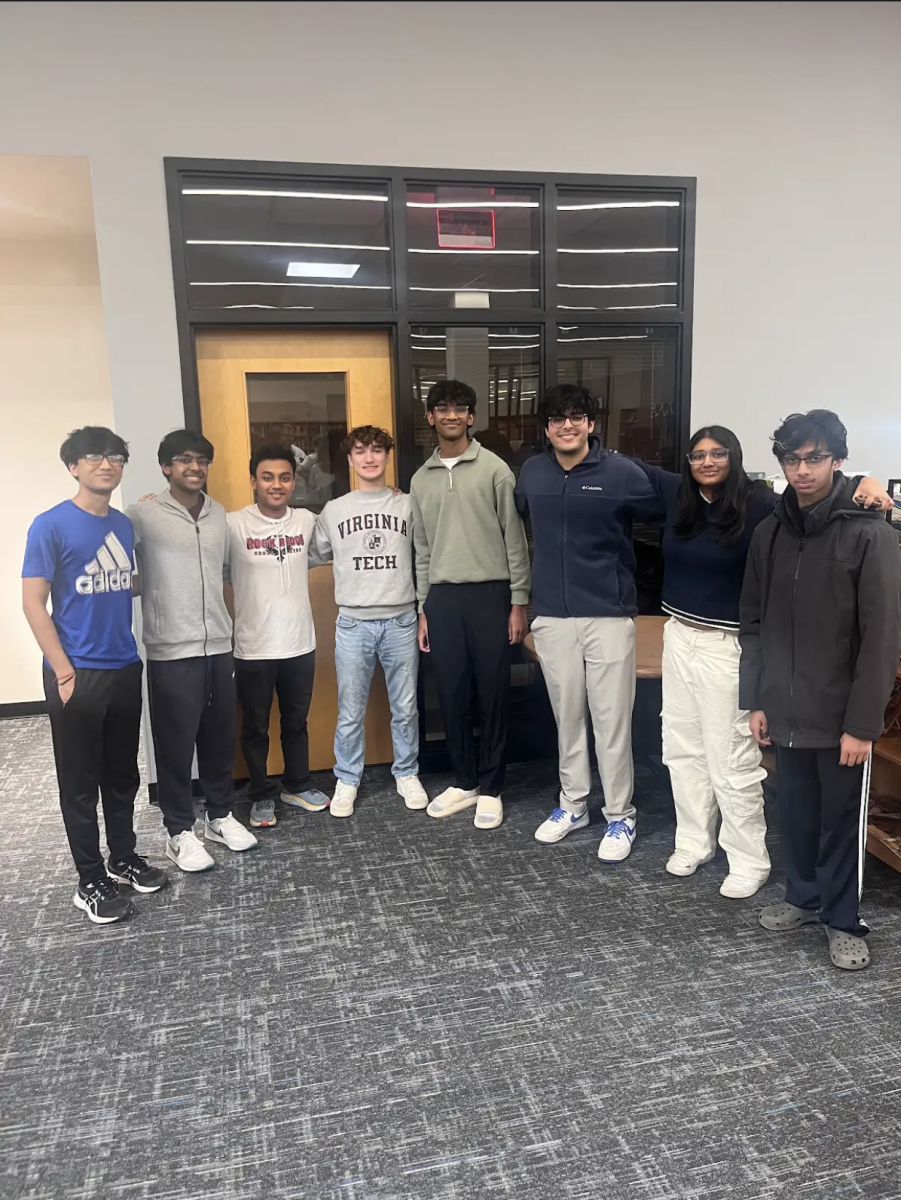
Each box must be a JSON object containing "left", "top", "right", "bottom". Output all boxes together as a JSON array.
[{"left": 396, "top": 776, "right": 429, "bottom": 810}]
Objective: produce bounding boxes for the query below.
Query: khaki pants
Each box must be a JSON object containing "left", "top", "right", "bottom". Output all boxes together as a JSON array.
[
  {"left": 532, "top": 615, "right": 636, "bottom": 821},
  {"left": 661, "top": 618, "right": 770, "bottom": 876}
]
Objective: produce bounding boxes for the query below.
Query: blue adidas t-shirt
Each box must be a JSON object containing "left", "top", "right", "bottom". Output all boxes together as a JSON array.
[{"left": 22, "top": 500, "right": 141, "bottom": 670}]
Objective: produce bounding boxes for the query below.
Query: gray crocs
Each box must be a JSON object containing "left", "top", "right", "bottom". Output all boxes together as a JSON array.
[
  {"left": 826, "top": 927, "right": 870, "bottom": 971},
  {"left": 759, "top": 902, "right": 821, "bottom": 932}
]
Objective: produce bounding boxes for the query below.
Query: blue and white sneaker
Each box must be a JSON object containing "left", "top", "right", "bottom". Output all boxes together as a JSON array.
[
  {"left": 598, "top": 817, "right": 637, "bottom": 862},
  {"left": 534, "top": 806, "right": 589, "bottom": 844}
]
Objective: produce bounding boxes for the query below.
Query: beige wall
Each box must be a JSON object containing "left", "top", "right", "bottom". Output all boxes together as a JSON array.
[{"left": 0, "top": 162, "right": 114, "bottom": 704}]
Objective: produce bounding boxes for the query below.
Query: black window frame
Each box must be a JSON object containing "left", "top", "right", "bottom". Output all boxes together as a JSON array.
[{"left": 165, "top": 158, "right": 696, "bottom": 484}]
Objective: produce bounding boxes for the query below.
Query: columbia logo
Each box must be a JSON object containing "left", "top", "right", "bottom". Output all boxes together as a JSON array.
[
  {"left": 76, "top": 533, "right": 133, "bottom": 595},
  {"left": 582, "top": 485, "right": 604, "bottom": 492}
]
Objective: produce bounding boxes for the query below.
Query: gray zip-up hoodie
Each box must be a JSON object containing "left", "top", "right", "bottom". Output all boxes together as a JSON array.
[{"left": 127, "top": 490, "right": 233, "bottom": 661}]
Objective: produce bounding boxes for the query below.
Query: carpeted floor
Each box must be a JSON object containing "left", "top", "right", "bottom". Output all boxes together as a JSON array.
[{"left": 2, "top": 715, "right": 901, "bottom": 1200}]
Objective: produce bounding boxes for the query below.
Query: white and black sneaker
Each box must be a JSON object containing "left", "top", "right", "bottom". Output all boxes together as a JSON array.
[
  {"left": 108, "top": 855, "right": 169, "bottom": 894},
  {"left": 73, "top": 877, "right": 134, "bottom": 925}
]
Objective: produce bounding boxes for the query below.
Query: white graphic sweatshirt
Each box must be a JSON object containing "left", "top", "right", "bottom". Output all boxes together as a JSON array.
[{"left": 226, "top": 505, "right": 318, "bottom": 659}]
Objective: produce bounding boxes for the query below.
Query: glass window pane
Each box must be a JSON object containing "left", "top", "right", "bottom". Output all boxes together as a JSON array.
[
  {"left": 180, "top": 176, "right": 392, "bottom": 311},
  {"left": 246, "top": 372, "right": 349, "bottom": 510},
  {"left": 556, "top": 188, "right": 682, "bottom": 314},
  {"left": 556, "top": 325, "right": 679, "bottom": 467},
  {"left": 409, "top": 326, "right": 542, "bottom": 472},
  {"left": 406, "top": 184, "right": 541, "bottom": 309}
]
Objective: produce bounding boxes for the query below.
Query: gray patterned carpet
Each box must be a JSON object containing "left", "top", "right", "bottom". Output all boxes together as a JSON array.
[{"left": 2, "top": 715, "right": 901, "bottom": 1200}]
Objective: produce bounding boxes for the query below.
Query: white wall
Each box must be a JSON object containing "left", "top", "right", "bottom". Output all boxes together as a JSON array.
[
  {"left": 0, "top": 237, "right": 114, "bottom": 703},
  {"left": 1, "top": 0, "right": 900, "bottom": 491}
]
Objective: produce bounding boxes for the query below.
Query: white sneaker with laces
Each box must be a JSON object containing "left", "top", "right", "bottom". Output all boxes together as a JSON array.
[
  {"left": 598, "top": 817, "right": 637, "bottom": 863},
  {"left": 534, "top": 806, "right": 589, "bottom": 844},
  {"left": 204, "top": 813, "right": 259, "bottom": 851},
  {"left": 330, "top": 781, "right": 358, "bottom": 818},
  {"left": 666, "top": 849, "right": 715, "bottom": 877},
  {"left": 396, "top": 776, "right": 429, "bottom": 810},
  {"left": 720, "top": 872, "right": 769, "bottom": 899},
  {"left": 426, "top": 787, "right": 479, "bottom": 819},
  {"left": 166, "top": 830, "right": 215, "bottom": 872}
]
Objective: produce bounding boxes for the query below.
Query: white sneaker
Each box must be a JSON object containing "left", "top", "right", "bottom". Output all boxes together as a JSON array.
[
  {"left": 426, "top": 787, "right": 479, "bottom": 819},
  {"left": 330, "top": 781, "right": 358, "bottom": 818},
  {"left": 204, "top": 813, "right": 259, "bottom": 851},
  {"left": 666, "top": 849, "right": 715, "bottom": 877},
  {"left": 720, "top": 872, "right": 769, "bottom": 899},
  {"left": 598, "top": 817, "right": 637, "bottom": 863},
  {"left": 166, "top": 830, "right": 215, "bottom": 872},
  {"left": 534, "top": 806, "right": 589, "bottom": 844},
  {"left": 396, "top": 775, "right": 429, "bottom": 810}
]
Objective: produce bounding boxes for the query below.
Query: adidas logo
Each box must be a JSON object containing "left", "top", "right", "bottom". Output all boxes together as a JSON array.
[{"left": 76, "top": 533, "right": 134, "bottom": 596}]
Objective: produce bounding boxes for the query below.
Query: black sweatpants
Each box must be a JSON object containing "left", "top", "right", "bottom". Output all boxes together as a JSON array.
[
  {"left": 147, "top": 653, "right": 237, "bottom": 836},
  {"left": 43, "top": 661, "right": 143, "bottom": 884},
  {"left": 775, "top": 744, "right": 871, "bottom": 936},
  {"left": 234, "top": 652, "right": 315, "bottom": 801},
  {"left": 424, "top": 581, "right": 511, "bottom": 796}
]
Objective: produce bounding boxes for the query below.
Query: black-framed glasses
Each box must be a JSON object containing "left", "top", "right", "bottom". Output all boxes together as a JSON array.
[
  {"left": 84, "top": 453, "right": 126, "bottom": 466},
  {"left": 781, "top": 453, "right": 832, "bottom": 469},
  {"left": 687, "top": 448, "right": 730, "bottom": 464},
  {"left": 172, "top": 454, "right": 212, "bottom": 468},
  {"left": 548, "top": 413, "right": 589, "bottom": 429},
  {"left": 432, "top": 404, "right": 471, "bottom": 417}
]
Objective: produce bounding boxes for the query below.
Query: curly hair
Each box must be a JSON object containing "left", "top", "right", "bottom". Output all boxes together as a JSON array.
[{"left": 342, "top": 425, "right": 395, "bottom": 454}]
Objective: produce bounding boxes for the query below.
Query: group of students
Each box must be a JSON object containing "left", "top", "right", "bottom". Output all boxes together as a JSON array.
[{"left": 22, "top": 381, "right": 901, "bottom": 972}]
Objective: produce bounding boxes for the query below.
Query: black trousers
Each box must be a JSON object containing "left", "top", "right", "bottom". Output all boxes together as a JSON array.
[
  {"left": 424, "top": 581, "right": 511, "bottom": 796},
  {"left": 775, "top": 744, "right": 871, "bottom": 936},
  {"left": 235, "top": 652, "right": 315, "bottom": 801},
  {"left": 43, "top": 662, "right": 143, "bottom": 884},
  {"left": 147, "top": 653, "right": 237, "bottom": 836}
]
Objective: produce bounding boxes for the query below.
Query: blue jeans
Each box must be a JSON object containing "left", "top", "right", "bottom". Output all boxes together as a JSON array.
[{"left": 334, "top": 611, "right": 420, "bottom": 784}]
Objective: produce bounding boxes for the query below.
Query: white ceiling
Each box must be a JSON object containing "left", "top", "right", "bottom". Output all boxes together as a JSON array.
[{"left": 0, "top": 155, "right": 97, "bottom": 239}]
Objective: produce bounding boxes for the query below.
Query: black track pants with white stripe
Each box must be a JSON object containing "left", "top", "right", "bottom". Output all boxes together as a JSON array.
[{"left": 774, "top": 744, "right": 871, "bottom": 936}]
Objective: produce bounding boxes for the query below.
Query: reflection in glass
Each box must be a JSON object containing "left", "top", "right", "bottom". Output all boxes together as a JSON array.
[
  {"left": 245, "top": 372, "right": 349, "bottom": 511},
  {"left": 556, "top": 326, "right": 679, "bottom": 469},
  {"left": 556, "top": 190, "right": 682, "bottom": 313},
  {"left": 409, "top": 327, "right": 541, "bottom": 473},
  {"left": 181, "top": 177, "right": 392, "bottom": 311},
  {"left": 406, "top": 184, "right": 541, "bottom": 309}
]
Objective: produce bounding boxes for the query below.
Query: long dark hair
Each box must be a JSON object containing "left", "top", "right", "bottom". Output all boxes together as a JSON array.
[{"left": 673, "top": 425, "right": 755, "bottom": 545}]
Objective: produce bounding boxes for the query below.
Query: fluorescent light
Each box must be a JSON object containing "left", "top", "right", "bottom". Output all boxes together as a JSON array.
[
  {"left": 557, "top": 200, "right": 680, "bottom": 211},
  {"left": 410, "top": 332, "right": 539, "bottom": 339},
  {"left": 408, "top": 248, "right": 539, "bottom": 255},
  {"left": 187, "top": 239, "right": 390, "bottom": 251},
  {"left": 182, "top": 188, "right": 388, "bottom": 201},
  {"left": 287, "top": 261, "right": 360, "bottom": 279},
  {"left": 407, "top": 200, "right": 538, "bottom": 209},
  {"left": 189, "top": 281, "right": 390, "bottom": 290},
  {"left": 558, "top": 335, "right": 650, "bottom": 342},
  {"left": 558, "top": 247, "right": 678, "bottom": 254},
  {"left": 410, "top": 286, "right": 539, "bottom": 293},
  {"left": 489, "top": 332, "right": 541, "bottom": 338},
  {"left": 606, "top": 303, "right": 677, "bottom": 310},
  {"left": 558, "top": 281, "right": 677, "bottom": 289},
  {"left": 221, "top": 304, "right": 315, "bottom": 310}
]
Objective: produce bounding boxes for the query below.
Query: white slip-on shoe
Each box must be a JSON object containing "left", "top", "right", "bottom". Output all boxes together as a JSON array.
[
  {"left": 166, "top": 830, "right": 215, "bottom": 872},
  {"left": 598, "top": 817, "right": 637, "bottom": 863},
  {"left": 719, "top": 872, "right": 770, "bottom": 899},
  {"left": 330, "top": 781, "right": 358, "bottom": 818},
  {"left": 204, "top": 813, "right": 259, "bottom": 851},
  {"left": 666, "top": 849, "right": 715, "bottom": 877},
  {"left": 426, "top": 787, "right": 479, "bottom": 819},
  {"left": 396, "top": 775, "right": 429, "bottom": 810},
  {"left": 534, "top": 806, "right": 589, "bottom": 844},
  {"left": 474, "top": 794, "right": 503, "bottom": 830}
]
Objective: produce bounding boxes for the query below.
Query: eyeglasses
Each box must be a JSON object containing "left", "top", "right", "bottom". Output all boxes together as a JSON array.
[
  {"left": 687, "top": 449, "right": 730, "bottom": 464},
  {"left": 548, "top": 413, "right": 589, "bottom": 429},
  {"left": 432, "top": 404, "right": 471, "bottom": 417},
  {"left": 172, "top": 455, "right": 212, "bottom": 468},
  {"left": 781, "top": 453, "right": 832, "bottom": 469},
  {"left": 84, "top": 453, "right": 126, "bottom": 466}
]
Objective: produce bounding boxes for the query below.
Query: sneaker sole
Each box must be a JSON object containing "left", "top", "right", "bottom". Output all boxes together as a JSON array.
[
  {"left": 598, "top": 842, "right": 635, "bottom": 863},
  {"left": 106, "top": 870, "right": 168, "bottom": 894},
  {"left": 535, "top": 815, "right": 590, "bottom": 844},
  {"left": 330, "top": 806, "right": 355, "bottom": 818},
  {"left": 249, "top": 816, "right": 277, "bottom": 828},
  {"left": 398, "top": 793, "right": 429, "bottom": 810},
  {"left": 73, "top": 891, "right": 132, "bottom": 924},
  {"left": 280, "top": 793, "right": 329, "bottom": 811},
  {"left": 165, "top": 845, "right": 215, "bottom": 872}
]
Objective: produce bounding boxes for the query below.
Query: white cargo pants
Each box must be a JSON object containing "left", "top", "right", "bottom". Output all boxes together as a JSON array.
[{"left": 661, "top": 618, "right": 770, "bottom": 876}]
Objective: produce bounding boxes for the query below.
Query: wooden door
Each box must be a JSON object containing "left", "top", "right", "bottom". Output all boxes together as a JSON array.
[{"left": 195, "top": 329, "right": 396, "bottom": 773}]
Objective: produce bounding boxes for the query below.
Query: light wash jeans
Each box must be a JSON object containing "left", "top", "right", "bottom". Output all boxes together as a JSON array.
[{"left": 333, "top": 610, "right": 420, "bottom": 785}]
